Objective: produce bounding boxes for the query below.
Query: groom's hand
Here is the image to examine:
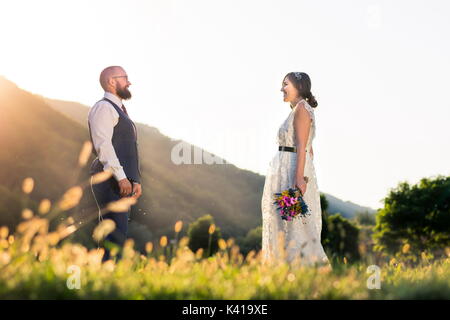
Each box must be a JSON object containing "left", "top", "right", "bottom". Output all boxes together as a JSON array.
[
  {"left": 118, "top": 178, "right": 133, "bottom": 197},
  {"left": 131, "top": 183, "right": 142, "bottom": 200}
]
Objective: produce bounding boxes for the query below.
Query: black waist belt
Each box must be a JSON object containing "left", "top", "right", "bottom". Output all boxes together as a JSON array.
[{"left": 279, "top": 146, "right": 297, "bottom": 153}]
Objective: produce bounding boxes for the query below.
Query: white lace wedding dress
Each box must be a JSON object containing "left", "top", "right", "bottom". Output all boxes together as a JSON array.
[{"left": 261, "top": 99, "right": 330, "bottom": 267}]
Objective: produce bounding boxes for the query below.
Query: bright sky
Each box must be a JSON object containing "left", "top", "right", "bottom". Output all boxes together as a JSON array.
[{"left": 1, "top": 0, "right": 449, "bottom": 209}]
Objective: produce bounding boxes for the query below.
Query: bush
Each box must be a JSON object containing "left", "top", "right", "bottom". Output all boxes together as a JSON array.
[
  {"left": 373, "top": 175, "right": 450, "bottom": 257},
  {"left": 237, "top": 226, "right": 262, "bottom": 256},
  {"left": 322, "top": 213, "right": 360, "bottom": 262},
  {"left": 187, "top": 214, "right": 221, "bottom": 257}
]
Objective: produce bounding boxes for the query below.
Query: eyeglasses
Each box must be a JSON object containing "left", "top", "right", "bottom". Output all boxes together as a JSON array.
[{"left": 112, "top": 75, "right": 129, "bottom": 80}]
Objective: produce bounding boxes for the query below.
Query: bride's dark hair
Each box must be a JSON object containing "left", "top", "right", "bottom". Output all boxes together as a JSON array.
[{"left": 284, "top": 72, "right": 318, "bottom": 108}]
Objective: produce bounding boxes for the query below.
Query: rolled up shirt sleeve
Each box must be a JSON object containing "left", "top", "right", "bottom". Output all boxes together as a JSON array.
[{"left": 88, "top": 101, "right": 127, "bottom": 181}]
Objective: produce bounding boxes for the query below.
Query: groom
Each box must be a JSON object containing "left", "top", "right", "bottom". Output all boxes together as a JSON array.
[{"left": 88, "top": 66, "right": 142, "bottom": 261}]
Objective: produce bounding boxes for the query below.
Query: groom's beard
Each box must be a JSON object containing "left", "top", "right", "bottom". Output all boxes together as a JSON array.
[{"left": 116, "top": 86, "right": 132, "bottom": 100}]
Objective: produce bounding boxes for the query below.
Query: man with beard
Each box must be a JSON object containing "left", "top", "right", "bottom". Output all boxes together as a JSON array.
[{"left": 88, "top": 66, "right": 142, "bottom": 261}]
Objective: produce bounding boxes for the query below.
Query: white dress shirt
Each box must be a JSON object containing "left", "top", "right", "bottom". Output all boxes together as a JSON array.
[{"left": 88, "top": 92, "right": 127, "bottom": 181}]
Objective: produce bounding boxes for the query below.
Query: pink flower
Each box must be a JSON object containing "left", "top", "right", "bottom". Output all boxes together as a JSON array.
[{"left": 283, "top": 196, "right": 291, "bottom": 206}]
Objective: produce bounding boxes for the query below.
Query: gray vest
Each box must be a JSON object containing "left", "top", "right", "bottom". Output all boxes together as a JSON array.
[{"left": 89, "top": 98, "right": 141, "bottom": 183}]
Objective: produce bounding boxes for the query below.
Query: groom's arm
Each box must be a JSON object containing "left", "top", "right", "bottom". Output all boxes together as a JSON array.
[{"left": 88, "top": 101, "right": 127, "bottom": 182}]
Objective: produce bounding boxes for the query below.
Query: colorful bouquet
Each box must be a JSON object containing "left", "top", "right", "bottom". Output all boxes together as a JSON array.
[{"left": 273, "top": 186, "right": 310, "bottom": 221}]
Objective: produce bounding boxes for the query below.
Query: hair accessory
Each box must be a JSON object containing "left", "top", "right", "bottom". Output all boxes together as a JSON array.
[{"left": 294, "top": 72, "right": 302, "bottom": 80}]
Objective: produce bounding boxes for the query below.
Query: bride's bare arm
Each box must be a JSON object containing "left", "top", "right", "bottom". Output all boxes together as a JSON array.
[{"left": 293, "top": 101, "right": 312, "bottom": 186}]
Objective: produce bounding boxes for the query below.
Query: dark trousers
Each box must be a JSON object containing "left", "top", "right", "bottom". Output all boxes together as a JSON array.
[{"left": 91, "top": 176, "right": 130, "bottom": 262}]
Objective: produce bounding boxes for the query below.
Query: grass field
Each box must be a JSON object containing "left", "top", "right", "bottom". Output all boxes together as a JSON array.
[
  {"left": 1, "top": 216, "right": 449, "bottom": 300},
  {"left": 1, "top": 170, "right": 449, "bottom": 300}
]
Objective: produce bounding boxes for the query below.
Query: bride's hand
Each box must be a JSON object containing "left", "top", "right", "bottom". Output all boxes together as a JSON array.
[{"left": 295, "top": 177, "right": 308, "bottom": 196}]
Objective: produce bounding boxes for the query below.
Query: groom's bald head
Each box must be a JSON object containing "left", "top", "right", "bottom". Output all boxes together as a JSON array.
[
  {"left": 99, "top": 66, "right": 132, "bottom": 100},
  {"left": 99, "top": 66, "right": 123, "bottom": 91}
]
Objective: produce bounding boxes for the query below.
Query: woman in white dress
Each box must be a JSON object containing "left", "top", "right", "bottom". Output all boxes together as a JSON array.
[{"left": 261, "top": 72, "right": 330, "bottom": 267}]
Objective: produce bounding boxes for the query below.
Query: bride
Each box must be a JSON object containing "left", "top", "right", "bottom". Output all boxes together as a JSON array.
[{"left": 261, "top": 72, "right": 330, "bottom": 268}]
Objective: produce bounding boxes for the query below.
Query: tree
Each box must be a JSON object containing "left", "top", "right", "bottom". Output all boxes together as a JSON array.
[
  {"left": 237, "top": 226, "right": 262, "bottom": 256},
  {"left": 319, "top": 193, "right": 360, "bottom": 261},
  {"left": 354, "top": 210, "right": 376, "bottom": 226},
  {"left": 320, "top": 193, "right": 329, "bottom": 212},
  {"left": 322, "top": 213, "right": 360, "bottom": 261},
  {"left": 187, "top": 214, "right": 222, "bottom": 257},
  {"left": 373, "top": 175, "right": 450, "bottom": 257},
  {"left": 320, "top": 193, "right": 330, "bottom": 242}
]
